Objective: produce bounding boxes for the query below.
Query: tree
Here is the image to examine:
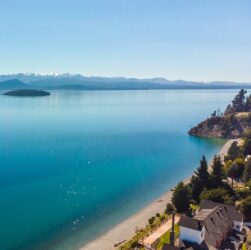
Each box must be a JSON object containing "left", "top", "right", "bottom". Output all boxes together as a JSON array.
[
  {"left": 196, "top": 156, "right": 210, "bottom": 184},
  {"left": 148, "top": 216, "right": 155, "bottom": 225},
  {"left": 190, "top": 175, "right": 203, "bottom": 203},
  {"left": 243, "top": 159, "right": 251, "bottom": 183},
  {"left": 211, "top": 110, "right": 217, "bottom": 117},
  {"left": 171, "top": 182, "right": 190, "bottom": 213},
  {"left": 227, "top": 162, "right": 240, "bottom": 187},
  {"left": 165, "top": 203, "right": 175, "bottom": 214},
  {"left": 190, "top": 156, "right": 210, "bottom": 202},
  {"left": 211, "top": 155, "right": 225, "bottom": 188},
  {"left": 242, "top": 139, "right": 251, "bottom": 157},
  {"left": 245, "top": 94, "right": 251, "bottom": 112},
  {"left": 200, "top": 188, "right": 234, "bottom": 205},
  {"left": 239, "top": 196, "right": 251, "bottom": 220},
  {"left": 225, "top": 89, "right": 247, "bottom": 114},
  {"left": 227, "top": 141, "right": 241, "bottom": 161}
]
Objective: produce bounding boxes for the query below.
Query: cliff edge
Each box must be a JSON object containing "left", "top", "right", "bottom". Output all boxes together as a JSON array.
[{"left": 188, "top": 89, "right": 251, "bottom": 139}]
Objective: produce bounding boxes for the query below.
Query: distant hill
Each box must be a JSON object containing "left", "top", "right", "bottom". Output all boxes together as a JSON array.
[
  {"left": 3, "top": 89, "right": 50, "bottom": 97},
  {"left": 0, "top": 74, "right": 251, "bottom": 90},
  {"left": 0, "top": 79, "right": 29, "bottom": 90}
]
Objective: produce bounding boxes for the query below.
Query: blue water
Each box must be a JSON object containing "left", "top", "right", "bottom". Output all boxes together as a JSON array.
[{"left": 0, "top": 90, "right": 237, "bottom": 250}]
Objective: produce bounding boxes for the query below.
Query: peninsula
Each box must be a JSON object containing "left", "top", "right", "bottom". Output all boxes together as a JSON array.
[
  {"left": 189, "top": 89, "right": 251, "bottom": 138},
  {"left": 3, "top": 89, "right": 51, "bottom": 97}
]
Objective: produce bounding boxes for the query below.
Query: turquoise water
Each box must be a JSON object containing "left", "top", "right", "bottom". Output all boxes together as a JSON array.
[{"left": 0, "top": 90, "right": 237, "bottom": 250}]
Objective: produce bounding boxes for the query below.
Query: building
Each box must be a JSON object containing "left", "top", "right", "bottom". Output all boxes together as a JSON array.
[{"left": 178, "top": 200, "right": 245, "bottom": 250}]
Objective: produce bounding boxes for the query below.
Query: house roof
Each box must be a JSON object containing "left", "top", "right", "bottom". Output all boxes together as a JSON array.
[
  {"left": 199, "top": 200, "right": 243, "bottom": 222},
  {"left": 179, "top": 200, "right": 243, "bottom": 249},
  {"left": 179, "top": 216, "right": 202, "bottom": 231}
]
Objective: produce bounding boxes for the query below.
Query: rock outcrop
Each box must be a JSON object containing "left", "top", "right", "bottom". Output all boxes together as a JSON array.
[{"left": 188, "top": 113, "right": 251, "bottom": 139}]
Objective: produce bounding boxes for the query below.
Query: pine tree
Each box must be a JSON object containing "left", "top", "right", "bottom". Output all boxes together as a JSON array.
[
  {"left": 243, "top": 159, "right": 251, "bottom": 183},
  {"left": 227, "top": 162, "right": 239, "bottom": 187},
  {"left": 225, "top": 89, "right": 247, "bottom": 114},
  {"left": 196, "top": 155, "right": 209, "bottom": 184},
  {"left": 245, "top": 95, "right": 251, "bottom": 112},
  {"left": 211, "top": 155, "right": 225, "bottom": 188},
  {"left": 171, "top": 182, "right": 190, "bottom": 213},
  {"left": 242, "top": 139, "right": 251, "bottom": 157},
  {"left": 227, "top": 141, "right": 240, "bottom": 161},
  {"left": 190, "top": 156, "right": 210, "bottom": 202}
]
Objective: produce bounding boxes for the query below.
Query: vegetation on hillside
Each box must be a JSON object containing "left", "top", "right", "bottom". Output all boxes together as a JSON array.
[
  {"left": 172, "top": 133, "right": 251, "bottom": 220},
  {"left": 189, "top": 89, "right": 251, "bottom": 138},
  {"left": 3, "top": 89, "right": 51, "bottom": 97}
]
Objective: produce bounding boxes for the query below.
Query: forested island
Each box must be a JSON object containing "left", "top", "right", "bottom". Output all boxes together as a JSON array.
[
  {"left": 189, "top": 89, "right": 251, "bottom": 138},
  {"left": 3, "top": 89, "right": 51, "bottom": 97}
]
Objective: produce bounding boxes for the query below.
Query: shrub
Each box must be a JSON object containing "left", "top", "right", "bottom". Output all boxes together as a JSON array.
[
  {"left": 148, "top": 216, "right": 155, "bottom": 225},
  {"left": 165, "top": 203, "right": 175, "bottom": 214},
  {"left": 200, "top": 187, "right": 234, "bottom": 205}
]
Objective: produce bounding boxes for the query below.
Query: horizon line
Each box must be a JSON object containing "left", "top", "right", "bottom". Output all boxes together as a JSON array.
[{"left": 1, "top": 72, "right": 251, "bottom": 84}]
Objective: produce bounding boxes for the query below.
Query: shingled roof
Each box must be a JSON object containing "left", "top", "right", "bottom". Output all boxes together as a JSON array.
[
  {"left": 179, "top": 200, "right": 243, "bottom": 249},
  {"left": 199, "top": 200, "right": 243, "bottom": 222}
]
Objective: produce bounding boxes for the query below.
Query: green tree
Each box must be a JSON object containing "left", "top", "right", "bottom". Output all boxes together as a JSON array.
[
  {"left": 239, "top": 196, "right": 251, "bottom": 220},
  {"left": 242, "top": 139, "right": 251, "bottom": 157},
  {"left": 227, "top": 163, "right": 239, "bottom": 187},
  {"left": 245, "top": 94, "right": 251, "bottom": 112},
  {"left": 148, "top": 216, "right": 155, "bottom": 225},
  {"left": 200, "top": 188, "right": 234, "bottom": 205},
  {"left": 243, "top": 159, "right": 251, "bottom": 183},
  {"left": 190, "top": 156, "right": 209, "bottom": 202},
  {"left": 225, "top": 89, "right": 247, "bottom": 114},
  {"left": 211, "top": 155, "right": 225, "bottom": 188},
  {"left": 171, "top": 182, "right": 190, "bottom": 213},
  {"left": 165, "top": 203, "right": 175, "bottom": 214},
  {"left": 227, "top": 141, "right": 241, "bottom": 161},
  {"left": 196, "top": 156, "right": 210, "bottom": 184}
]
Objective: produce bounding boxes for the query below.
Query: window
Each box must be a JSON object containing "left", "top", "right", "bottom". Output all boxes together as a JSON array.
[{"left": 201, "top": 231, "right": 203, "bottom": 237}]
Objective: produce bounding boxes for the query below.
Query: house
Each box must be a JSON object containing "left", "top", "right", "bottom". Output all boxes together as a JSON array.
[
  {"left": 178, "top": 200, "right": 245, "bottom": 250},
  {"left": 245, "top": 155, "right": 251, "bottom": 162}
]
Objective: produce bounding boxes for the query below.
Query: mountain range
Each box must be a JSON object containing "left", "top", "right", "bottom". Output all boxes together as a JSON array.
[{"left": 0, "top": 73, "right": 251, "bottom": 90}]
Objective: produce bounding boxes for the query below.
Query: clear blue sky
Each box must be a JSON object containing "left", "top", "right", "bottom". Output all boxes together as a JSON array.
[{"left": 1, "top": 0, "right": 251, "bottom": 82}]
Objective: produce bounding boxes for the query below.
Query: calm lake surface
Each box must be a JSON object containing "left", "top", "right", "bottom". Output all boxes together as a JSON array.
[{"left": 0, "top": 90, "right": 239, "bottom": 249}]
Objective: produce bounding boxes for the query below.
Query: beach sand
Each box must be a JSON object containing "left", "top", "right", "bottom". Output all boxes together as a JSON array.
[{"left": 80, "top": 139, "right": 237, "bottom": 250}]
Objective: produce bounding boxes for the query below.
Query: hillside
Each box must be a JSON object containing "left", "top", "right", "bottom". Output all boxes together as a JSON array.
[
  {"left": 189, "top": 113, "right": 251, "bottom": 138},
  {"left": 188, "top": 89, "right": 251, "bottom": 138},
  {"left": 0, "top": 74, "right": 251, "bottom": 90},
  {"left": 0, "top": 79, "right": 28, "bottom": 90}
]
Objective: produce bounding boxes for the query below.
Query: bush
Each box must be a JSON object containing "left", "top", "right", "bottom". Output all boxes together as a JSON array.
[
  {"left": 160, "top": 215, "right": 166, "bottom": 221},
  {"left": 200, "top": 187, "right": 234, "bottom": 205},
  {"left": 236, "top": 188, "right": 250, "bottom": 199},
  {"left": 165, "top": 203, "right": 175, "bottom": 214},
  {"left": 148, "top": 216, "right": 155, "bottom": 225}
]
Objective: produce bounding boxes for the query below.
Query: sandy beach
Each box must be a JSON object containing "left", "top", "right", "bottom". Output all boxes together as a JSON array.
[{"left": 80, "top": 139, "right": 237, "bottom": 250}]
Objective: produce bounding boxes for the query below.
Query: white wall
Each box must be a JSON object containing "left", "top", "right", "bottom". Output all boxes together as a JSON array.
[
  {"left": 233, "top": 219, "right": 243, "bottom": 232},
  {"left": 180, "top": 226, "right": 205, "bottom": 244}
]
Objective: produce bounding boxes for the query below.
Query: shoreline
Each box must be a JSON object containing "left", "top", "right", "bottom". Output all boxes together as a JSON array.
[{"left": 80, "top": 139, "right": 237, "bottom": 250}]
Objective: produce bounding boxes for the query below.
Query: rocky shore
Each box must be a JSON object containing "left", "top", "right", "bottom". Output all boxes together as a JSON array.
[{"left": 188, "top": 113, "right": 251, "bottom": 139}]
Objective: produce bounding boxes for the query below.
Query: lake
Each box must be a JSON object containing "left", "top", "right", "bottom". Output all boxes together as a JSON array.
[{"left": 0, "top": 90, "right": 237, "bottom": 249}]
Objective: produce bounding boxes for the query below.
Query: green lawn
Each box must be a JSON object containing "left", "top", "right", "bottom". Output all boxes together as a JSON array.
[{"left": 156, "top": 224, "right": 180, "bottom": 250}]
